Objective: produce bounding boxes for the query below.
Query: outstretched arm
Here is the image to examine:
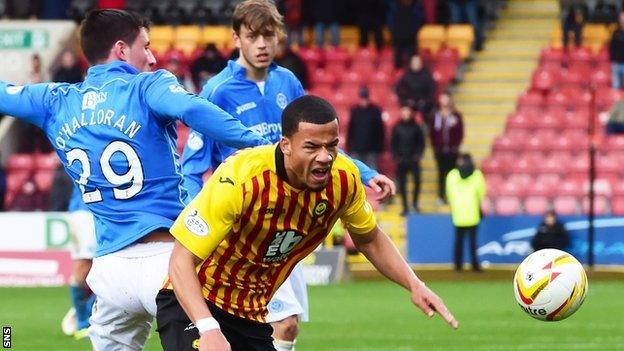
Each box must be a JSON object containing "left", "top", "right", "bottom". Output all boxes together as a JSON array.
[
  {"left": 0, "top": 82, "right": 51, "bottom": 128},
  {"left": 350, "top": 226, "right": 459, "bottom": 329}
]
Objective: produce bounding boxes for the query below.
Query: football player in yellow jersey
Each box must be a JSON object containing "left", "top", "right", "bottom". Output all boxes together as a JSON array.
[{"left": 156, "top": 95, "right": 458, "bottom": 351}]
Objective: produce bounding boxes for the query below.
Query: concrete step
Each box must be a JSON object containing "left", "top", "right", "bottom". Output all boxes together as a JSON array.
[
  {"left": 462, "top": 70, "right": 529, "bottom": 82},
  {"left": 468, "top": 60, "right": 537, "bottom": 72},
  {"left": 476, "top": 49, "right": 540, "bottom": 60}
]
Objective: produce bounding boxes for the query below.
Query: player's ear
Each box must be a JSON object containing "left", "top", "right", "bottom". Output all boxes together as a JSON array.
[
  {"left": 112, "top": 40, "right": 127, "bottom": 61},
  {"left": 279, "top": 137, "right": 291, "bottom": 156},
  {"left": 232, "top": 29, "right": 241, "bottom": 50}
]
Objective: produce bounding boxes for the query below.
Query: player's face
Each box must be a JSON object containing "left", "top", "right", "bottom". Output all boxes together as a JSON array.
[
  {"left": 234, "top": 24, "right": 278, "bottom": 72},
  {"left": 125, "top": 27, "right": 156, "bottom": 72},
  {"left": 282, "top": 120, "right": 340, "bottom": 191}
]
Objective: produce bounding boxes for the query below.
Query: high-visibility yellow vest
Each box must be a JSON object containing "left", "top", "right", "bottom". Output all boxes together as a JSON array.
[{"left": 445, "top": 168, "right": 486, "bottom": 227}]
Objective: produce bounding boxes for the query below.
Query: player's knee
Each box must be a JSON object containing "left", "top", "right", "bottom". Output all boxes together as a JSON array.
[{"left": 272, "top": 315, "right": 299, "bottom": 341}]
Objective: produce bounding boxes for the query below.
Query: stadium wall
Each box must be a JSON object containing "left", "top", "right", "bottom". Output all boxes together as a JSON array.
[{"left": 407, "top": 214, "right": 624, "bottom": 269}]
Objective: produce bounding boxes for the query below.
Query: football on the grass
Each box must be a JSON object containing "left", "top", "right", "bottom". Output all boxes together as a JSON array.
[{"left": 514, "top": 249, "right": 588, "bottom": 321}]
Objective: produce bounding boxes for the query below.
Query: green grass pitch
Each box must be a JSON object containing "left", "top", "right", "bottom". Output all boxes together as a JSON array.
[{"left": 1, "top": 279, "right": 622, "bottom": 350}]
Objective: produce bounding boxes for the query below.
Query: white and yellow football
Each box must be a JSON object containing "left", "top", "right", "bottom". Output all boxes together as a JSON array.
[{"left": 513, "top": 249, "right": 588, "bottom": 321}]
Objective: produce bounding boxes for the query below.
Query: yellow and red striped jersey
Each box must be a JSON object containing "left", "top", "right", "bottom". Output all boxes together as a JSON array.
[{"left": 170, "top": 145, "right": 376, "bottom": 322}]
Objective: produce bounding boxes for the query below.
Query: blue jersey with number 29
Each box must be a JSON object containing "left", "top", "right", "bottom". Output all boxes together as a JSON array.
[{"left": 0, "top": 61, "right": 268, "bottom": 256}]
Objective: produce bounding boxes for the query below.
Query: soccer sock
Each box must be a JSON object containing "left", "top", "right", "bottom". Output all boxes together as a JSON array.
[
  {"left": 273, "top": 339, "right": 296, "bottom": 351},
  {"left": 70, "top": 284, "right": 93, "bottom": 330}
]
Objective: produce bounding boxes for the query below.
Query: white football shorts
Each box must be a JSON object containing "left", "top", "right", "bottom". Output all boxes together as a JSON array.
[
  {"left": 86, "top": 241, "right": 173, "bottom": 351},
  {"left": 266, "top": 263, "right": 309, "bottom": 323}
]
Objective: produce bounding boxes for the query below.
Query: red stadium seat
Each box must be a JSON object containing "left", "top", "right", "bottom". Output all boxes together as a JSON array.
[
  {"left": 601, "top": 135, "right": 624, "bottom": 152},
  {"left": 553, "top": 196, "right": 580, "bottom": 215},
  {"left": 7, "top": 154, "right": 36, "bottom": 172},
  {"left": 480, "top": 156, "right": 510, "bottom": 175},
  {"left": 325, "top": 61, "right": 348, "bottom": 79},
  {"left": 436, "top": 47, "right": 460, "bottom": 66},
  {"left": 517, "top": 90, "right": 544, "bottom": 110},
  {"left": 595, "top": 87, "right": 623, "bottom": 113},
  {"left": 498, "top": 181, "right": 527, "bottom": 197},
  {"left": 558, "top": 67, "right": 587, "bottom": 88},
  {"left": 566, "top": 46, "right": 593, "bottom": 66},
  {"left": 613, "top": 182, "right": 624, "bottom": 197},
  {"left": 531, "top": 68, "right": 559, "bottom": 93},
  {"left": 494, "top": 196, "right": 522, "bottom": 215},
  {"left": 481, "top": 197, "right": 494, "bottom": 215},
  {"left": 591, "top": 65, "right": 611, "bottom": 88},
  {"left": 582, "top": 196, "right": 609, "bottom": 215},
  {"left": 559, "top": 178, "right": 585, "bottom": 197},
  {"left": 612, "top": 196, "right": 624, "bottom": 215},
  {"left": 368, "top": 70, "right": 391, "bottom": 87},
  {"left": 526, "top": 181, "right": 556, "bottom": 197},
  {"left": 6, "top": 171, "right": 29, "bottom": 193},
  {"left": 34, "top": 153, "right": 58, "bottom": 170},
  {"left": 33, "top": 170, "right": 54, "bottom": 192},
  {"left": 311, "top": 68, "right": 336, "bottom": 87},
  {"left": 324, "top": 46, "right": 350, "bottom": 66},
  {"left": 341, "top": 71, "right": 364, "bottom": 85},
  {"left": 540, "top": 46, "right": 564, "bottom": 66},
  {"left": 309, "top": 85, "right": 335, "bottom": 101},
  {"left": 353, "top": 46, "right": 378, "bottom": 63},
  {"left": 524, "top": 196, "right": 550, "bottom": 215},
  {"left": 506, "top": 111, "right": 537, "bottom": 131},
  {"left": 299, "top": 47, "right": 324, "bottom": 69},
  {"left": 351, "top": 61, "right": 375, "bottom": 77}
]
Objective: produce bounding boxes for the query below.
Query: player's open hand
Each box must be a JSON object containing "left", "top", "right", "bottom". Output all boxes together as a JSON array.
[
  {"left": 410, "top": 282, "right": 459, "bottom": 330},
  {"left": 200, "top": 329, "right": 231, "bottom": 351},
  {"left": 367, "top": 174, "right": 396, "bottom": 202}
]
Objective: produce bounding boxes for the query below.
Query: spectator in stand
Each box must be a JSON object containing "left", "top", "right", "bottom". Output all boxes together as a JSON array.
[
  {"left": 355, "top": 0, "right": 386, "bottom": 50},
  {"left": 560, "top": 2, "right": 586, "bottom": 49},
  {"left": 446, "top": 153, "right": 484, "bottom": 272},
  {"left": 606, "top": 99, "right": 624, "bottom": 134},
  {"left": 48, "top": 162, "right": 74, "bottom": 212},
  {"left": 609, "top": 11, "right": 624, "bottom": 90},
  {"left": 396, "top": 54, "right": 436, "bottom": 116},
  {"left": 0, "top": 153, "right": 5, "bottom": 212},
  {"left": 389, "top": 0, "right": 424, "bottom": 68},
  {"left": 278, "top": 0, "right": 304, "bottom": 47},
  {"left": 52, "top": 51, "right": 83, "bottom": 84},
  {"left": 29, "top": 54, "right": 44, "bottom": 84},
  {"left": 428, "top": 91, "right": 464, "bottom": 205},
  {"left": 8, "top": 178, "right": 47, "bottom": 211},
  {"left": 5, "top": 0, "right": 38, "bottom": 18},
  {"left": 310, "top": 0, "right": 340, "bottom": 47},
  {"left": 448, "top": 0, "right": 484, "bottom": 51},
  {"left": 531, "top": 210, "right": 570, "bottom": 252},
  {"left": 347, "top": 86, "right": 385, "bottom": 169},
  {"left": 276, "top": 46, "right": 309, "bottom": 89},
  {"left": 190, "top": 44, "right": 227, "bottom": 91},
  {"left": 165, "top": 57, "right": 194, "bottom": 92},
  {"left": 391, "top": 106, "right": 425, "bottom": 215},
  {"left": 422, "top": 0, "right": 438, "bottom": 24}
]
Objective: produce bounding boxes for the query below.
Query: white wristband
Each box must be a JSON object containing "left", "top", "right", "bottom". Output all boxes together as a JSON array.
[{"left": 195, "top": 317, "right": 220, "bottom": 334}]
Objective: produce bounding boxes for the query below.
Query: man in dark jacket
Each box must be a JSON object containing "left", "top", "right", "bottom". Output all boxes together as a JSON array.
[
  {"left": 347, "top": 86, "right": 385, "bottom": 169},
  {"left": 531, "top": 210, "right": 570, "bottom": 251},
  {"left": 391, "top": 106, "right": 425, "bottom": 215},
  {"left": 390, "top": 0, "right": 424, "bottom": 68},
  {"left": 189, "top": 44, "right": 227, "bottom": 92},
  {"left": 52, "top": 51, "right": 83, "bottom": 84},
  {"left": 428, "top": 91, "right": 464, "bottom": 205},
  {"left": 609, "top": 12, "right": 624, "bottom": 89},
  {"left": 396, "top": 54, "right": 436, "bottom": 116}
]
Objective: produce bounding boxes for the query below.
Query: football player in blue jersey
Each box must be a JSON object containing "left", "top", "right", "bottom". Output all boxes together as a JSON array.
[
  {"left": 0, "top": 9, "right": 269, "bottom": 350},
  {"left": 180, "top": 1, "right": 396, "bottom": 350}
]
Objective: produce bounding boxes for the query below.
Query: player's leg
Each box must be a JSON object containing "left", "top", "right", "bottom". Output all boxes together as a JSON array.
[
  {"left": 454, "top": 226, "right": 466, "bottom": 271},
  {"left": 67, "top": 210, "right": 97, "bottom": 339},
  {"left": 87, "top": 242, "right": 172, "bottom": 350},
  {"left": 267, "top": 264, "right": 308, "bottom": 351}
]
